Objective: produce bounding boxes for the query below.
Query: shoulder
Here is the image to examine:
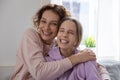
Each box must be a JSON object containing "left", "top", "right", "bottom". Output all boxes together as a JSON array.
[
  {"left": 19, "top": 27, "right": 44, "bottom": 47},
  {"left": 49, "top": 47, "right": 59, "bottom": 55},
  {"left": 23, "top": 27, "right": 40, "bottom": 40},
  {"left": 75, "top": 48, "right": 80, "bottom": 54},
  {"left": 24, "top": 27, "right": 38, "bottom": 36}
]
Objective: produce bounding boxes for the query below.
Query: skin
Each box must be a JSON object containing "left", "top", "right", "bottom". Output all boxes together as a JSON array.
[
  {"left": 38, "top": 10, "right": 60, "bottom": 44},
  {"left": 57, "top": 20, "right": 77, "bottom": 57},
  {"left": 37, "top": 9, "right": 96, "bottom": 66}
]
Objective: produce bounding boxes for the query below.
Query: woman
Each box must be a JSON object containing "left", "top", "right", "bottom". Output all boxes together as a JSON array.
[{"left": 10, "top": 4, "right": 96, "bottom": 80}]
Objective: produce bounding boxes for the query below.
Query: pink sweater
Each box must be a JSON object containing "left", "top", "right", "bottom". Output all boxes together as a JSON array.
[{"left": 10, "top": 28, "right": 72, "bottom": 80}]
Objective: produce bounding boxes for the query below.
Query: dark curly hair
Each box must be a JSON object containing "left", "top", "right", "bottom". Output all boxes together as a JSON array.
[{"left": 33, "top": 4, "right": 71, "bottom": 29}]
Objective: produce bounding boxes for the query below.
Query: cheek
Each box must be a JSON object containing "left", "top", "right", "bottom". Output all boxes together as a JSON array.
[
  {"left": 56, "top": 32, "right": 62, "bottom": 39},
  {"left": 71, "top": 37, "right": 77, "bottom": 44},
  {"left": 38, "top": 24, "right": 42, "bottom": 30},
  {"left": 56, "top": 34, "right": 61, "bottom": 42},
  {"left": 52, "top": 27, "right": 58, "bottom": 34}
]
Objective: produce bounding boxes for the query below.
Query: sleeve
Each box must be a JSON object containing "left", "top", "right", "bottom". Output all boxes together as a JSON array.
[
  {"left": 84, "top": 61, "right": 102, "bottom": 80},
  {"left": 45, "top": 55, "right": 55, "bottom": 62},
  {"left": 21, "top": 28, "right": 72, "bottom": 80},
  {"left": 98, "top": 64, "right": 111, "bottom": 80}
]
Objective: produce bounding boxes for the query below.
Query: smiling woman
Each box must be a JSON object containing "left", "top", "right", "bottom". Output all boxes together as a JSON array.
[{"left": 37, "top": 10, "right": 59, "bottom": 45}]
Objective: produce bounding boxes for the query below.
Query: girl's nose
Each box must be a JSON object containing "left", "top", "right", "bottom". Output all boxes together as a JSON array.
[{"left": 62, "top": 32, "right": 68, "bottom": 37}]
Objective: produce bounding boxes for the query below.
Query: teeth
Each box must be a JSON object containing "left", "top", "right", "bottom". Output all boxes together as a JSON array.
[
  {"left": 43, "top": 31, "right": 51, "bottom": 35},
  {"left": 61, "top": 39, "right": 68, "bottom": 44}
]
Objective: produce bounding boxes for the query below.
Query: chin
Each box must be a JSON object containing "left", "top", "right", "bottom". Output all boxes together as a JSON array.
[{"left": 59, "top": 45, "right": 68, "bottom": 49}]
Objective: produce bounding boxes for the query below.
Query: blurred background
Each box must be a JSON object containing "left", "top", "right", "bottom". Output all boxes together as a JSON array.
[{"left": 0, "top": 0, "right": 120, "bottom": 66}]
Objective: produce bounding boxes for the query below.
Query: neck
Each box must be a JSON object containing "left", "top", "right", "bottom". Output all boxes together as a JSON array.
[
  {"left": 60, "top": 48, "right": 75, "bottom": 57},
  {"left": 43, "top": 40, "right": 52, "bottom": 45}
]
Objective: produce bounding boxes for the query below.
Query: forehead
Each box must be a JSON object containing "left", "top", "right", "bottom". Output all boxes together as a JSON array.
[
  {"left": 60, "top": 20, "right": 77, "bottom": 31},
  {"left": 42, "top": 10, "right": 60, "bottom": 21}
]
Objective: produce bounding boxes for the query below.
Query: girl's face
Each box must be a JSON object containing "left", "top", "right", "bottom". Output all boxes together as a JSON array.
[
  {"left": 38, "top": 10, "right": 60, "bottom": 44},
  {"left": 57, "top": 20, "right": 77, "bottom": 50}
]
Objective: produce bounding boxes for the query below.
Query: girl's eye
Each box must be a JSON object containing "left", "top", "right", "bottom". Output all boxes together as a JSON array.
[{"left": 68, "top": 31, "right": 74, "bottom": 35}]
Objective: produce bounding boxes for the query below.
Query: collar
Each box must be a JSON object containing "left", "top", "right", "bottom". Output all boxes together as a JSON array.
[{"left": 48, "top": 47, "right": 79, "bottom": 60}]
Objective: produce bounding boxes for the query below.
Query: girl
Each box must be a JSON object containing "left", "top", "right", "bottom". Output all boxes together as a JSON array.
[{"left": 46, "top": 17, "right": 110, "bottom": 80}]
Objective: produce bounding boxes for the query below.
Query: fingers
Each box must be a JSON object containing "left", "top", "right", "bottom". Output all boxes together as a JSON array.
[
  {"left": 69, "top": 49, "right": 97, "bottom": 65},
  {"left": 89, "top": 55, "right": 96, "bottom": 61},
  {"left": 86, "top": 50, "right": 96, "bottom": 61},
  {"left": 78, "top": 50, "right": 96, "bottom": 62},
  {"left": 84, "top": 48, "right": 94, "bottom": 53},
  {"left": 82, "top": 49, "right": 96, "bottom": 57}
]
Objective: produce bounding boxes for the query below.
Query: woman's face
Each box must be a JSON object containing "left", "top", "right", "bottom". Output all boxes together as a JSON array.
[
  {"left": 38, "top": 10, "right": 60, "bottom": 44},
  {"left": 57, "top": 20, "right": 77, "bottom": 50}
]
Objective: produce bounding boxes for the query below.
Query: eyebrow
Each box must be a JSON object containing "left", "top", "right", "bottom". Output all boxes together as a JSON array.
[
  {"left": 41, "top": 17, "right": 58, "bottom": 23},
  {"left": 59, "top": 28, "right": 75, "bottom": 32},
  {"left": 69, "top": 30, "right": 75, "bottom": 32},
  {"left": 59, "top": 27, "right": 64, "bottom": 30}
]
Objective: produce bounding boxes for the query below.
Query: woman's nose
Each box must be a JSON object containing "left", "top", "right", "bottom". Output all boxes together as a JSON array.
[{"left": 44, "top": 23, "right": 50, "bottom": 30}]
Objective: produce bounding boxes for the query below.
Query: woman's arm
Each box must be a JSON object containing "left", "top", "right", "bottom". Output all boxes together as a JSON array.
[
  {"left": 19, "top": 28, "right": 96, "bottom": 80},
  {"left": 21, "top": 28, "right": 72, "bottom": 80},
  {"left": 69, "top": 49, "right": 96, "bottom": 66},
  {"left": 98, "top": 63, "right": 111, "bottom": 80}
]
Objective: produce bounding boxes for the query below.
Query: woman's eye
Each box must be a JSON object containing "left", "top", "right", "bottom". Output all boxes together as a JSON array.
[
  {"left": 59, "top": 29, "right": 64, "bottom": 32},
  {"left": 50, "top": 23, "right": 58, "bottom": 26},
  {"left": 40, "top": 20, "right": 46, "bottom": 23}
]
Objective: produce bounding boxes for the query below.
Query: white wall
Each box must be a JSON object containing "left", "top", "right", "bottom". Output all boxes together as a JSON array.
[
  {"left": 97, "top": 0, "right": 120, "bottom": 60},
  {"left": 0, "top": 0, "right": 50, "bottom": 66}
]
